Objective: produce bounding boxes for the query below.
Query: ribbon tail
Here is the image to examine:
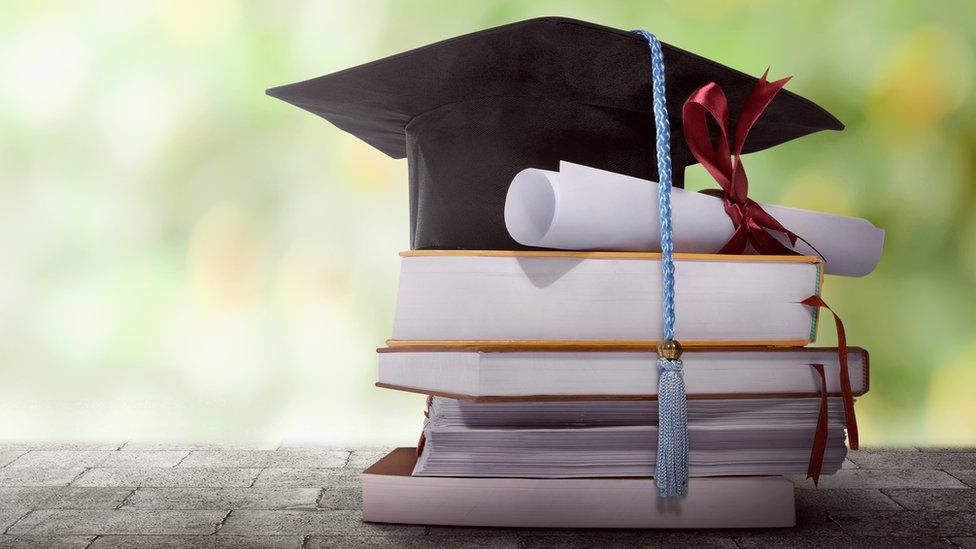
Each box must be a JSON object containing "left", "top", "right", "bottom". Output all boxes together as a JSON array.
[
  {"left": 793, "top": 233, "right": 828, "bottom": 264},
  {"left": 807, "top": 364, "right": 829, "bottom": 487},
  {"left": 748, "top": 223, "right": 803, "bottom": 256},
  {"left": 717, "top": 225, "right": 750, "bottom": 254},
  {"left": 802, "top": 295, "right": 859, "bottom": 450},
  {"left": 656, "top": 357, "right": 689, "bottom": 497},
  {"left": 752, "top": 224, "right": 827, "bottom": 263},
  {"left": 744, "top": 202, "right": 811, "bottom": 256},
  {"left": 732, "top": 71, "right": 791, "bottom": 155}
]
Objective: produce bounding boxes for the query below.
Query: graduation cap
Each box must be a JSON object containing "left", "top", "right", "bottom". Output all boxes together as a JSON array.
[{"left": 268, "top": 17, "right": 843, "bottom": 250}]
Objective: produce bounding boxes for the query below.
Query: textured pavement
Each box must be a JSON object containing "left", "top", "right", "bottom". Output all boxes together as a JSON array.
[{"left": 0, "top": 445, "right": 973, "bottom": 548}]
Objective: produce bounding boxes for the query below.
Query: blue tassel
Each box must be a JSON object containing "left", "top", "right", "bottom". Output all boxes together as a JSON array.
[
  {"left": 633, "top": 29, "right": 689, "bottom": 498},
  {"left": 657, "top": 357, "right": 689, "bottom": 497}
]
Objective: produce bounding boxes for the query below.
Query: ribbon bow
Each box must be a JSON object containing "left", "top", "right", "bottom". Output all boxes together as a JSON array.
[{"left": 682, "top": 71, "right": 820, "bottom": 257}]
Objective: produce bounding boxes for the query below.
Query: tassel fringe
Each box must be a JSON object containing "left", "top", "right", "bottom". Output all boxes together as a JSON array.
[{"left": 657, "top": 357, "right": 689, "bottom": 497}]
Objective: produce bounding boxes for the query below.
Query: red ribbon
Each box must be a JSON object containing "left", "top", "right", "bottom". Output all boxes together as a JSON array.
[
  {"left": 682, "top": 71, "right": 822, "bottom": 258},
  {"left": 792, "top": 296, "right": 862, "bottom": 485},
  {"left": 803, "top": 295, "right": 858, "bottom": 451},
  {"left": 807, "top": 363, "right": 829, "bottom": 486}
]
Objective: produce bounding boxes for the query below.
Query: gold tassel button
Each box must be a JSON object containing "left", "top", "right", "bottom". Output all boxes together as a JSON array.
[{"left": 657, "top": 339, "right": 683, "bottom": 360}]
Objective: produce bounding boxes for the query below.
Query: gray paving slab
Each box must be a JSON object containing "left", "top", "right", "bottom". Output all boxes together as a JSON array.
[
  {"left": 917, "top": 447, "right": 976, "bottom": 453},
  {"left": 5, "top": 451, "right": 111, "bottom": 469},
  {"left": 0, "top": 469, "right": 85, "bottom": 488},
  {"left": 8, "top": 451, "right": 188, "bottom": 469},
  {"left": 790, "top": 468, "right": 969, "bottom": 489},
  {"left": 0, "top": 443, "right": 121, "bottom": 452},
  {"left": 883, "top": 488, "right": 976, "bottom": 511},
  {"left": 276, "top": 443, "right": 359, "bottom": 450},
  {"left": 345, "top": 451, "right": 389, "bottom": 471},
  {"left": 734, "top": 536, "right": 957, "bottom": 548},
  {"left": 88, "top": 534, "right": 303, "bottom": 548},
  {"left": 119, "top": 443, "right": 224, "bottom": 451},
  {"left": 0, "top": 445, "right": 972, "bottom": 545},
  {"left": 848, "top": 451, "right": 976, "bottom": 469},
  {"left": 947, "top": 470, "right": 976, "bottom": 487},
  {"left": 317, "top": 486, "right": 361, "bottom": 510},
  {"left": 829, "top": 510, "right": 976, "bottom": 537},
  {"left": 253, "top": 468, "right": 360, "bottom": 487},
  {"left": 179, "top": 450, "right": 348, "bottom": 468},
  {"left": 120, "top": 442, "right": 283, "bottom": 451},
  {"left": 852, "top": 447, "right": 922, "bottom": 454},
  {"left": 0, "top": 487, "right": 132, "bottom": 510},
  {"left": 99, "top": 452, "right": 190, "bottom": 468},
  {"left": 709, "top": 510, "right": 847, "bottom": 538},
  {"left": 522, "top": 531, "right": 738, "bottom": 548},
  {"left": 793, "top": 488, "right": 903, "bottom": 511},
  {"left": 307, "top": 534, "right": 520, "bottom": 548},
  {"left": 219, "top": 509, "right": 425, "bottom": 537},
  {"left": 72, "top": 468, "right": 260, "bottom": 488},
  {"left": 0, "top": 453, "right": 25, "bottom": 469},
  {"left": 124, "top": 487, "right": 321, "bottom": 510},
  {"left": 6, "top": 509, "right": 227, "bottom": 535},
  {"left": 0, "top": 535, "right": 95, "bottom": 549},
  {"left": 0, "top": 510, "right": 29, "bottom": 532}
]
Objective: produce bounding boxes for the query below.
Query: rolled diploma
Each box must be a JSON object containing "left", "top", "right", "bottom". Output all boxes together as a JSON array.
[{"left": 504, "top": 161, "right": 885, "bottom": 277}]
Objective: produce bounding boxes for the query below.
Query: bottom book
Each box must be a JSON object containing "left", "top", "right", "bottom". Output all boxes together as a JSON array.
[{"left": 362, "top": 448, "right": 796, "bottom": 529}]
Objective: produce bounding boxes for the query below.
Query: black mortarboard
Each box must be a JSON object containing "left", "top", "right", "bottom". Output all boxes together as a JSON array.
[{"left": 268, "top": 17, "right": 843, "bottom": 250}]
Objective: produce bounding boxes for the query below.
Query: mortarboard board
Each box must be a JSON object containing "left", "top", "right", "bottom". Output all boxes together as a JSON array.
[{"left": 268, "top": 17, "right": 843, "bottom": 250}]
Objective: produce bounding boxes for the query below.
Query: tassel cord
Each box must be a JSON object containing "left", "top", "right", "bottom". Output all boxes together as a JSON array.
[{"left": 633, "top": 29, "right": 689, "bottom": 498}]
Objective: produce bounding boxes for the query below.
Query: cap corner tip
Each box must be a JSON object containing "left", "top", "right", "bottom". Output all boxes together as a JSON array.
[{"left": 265, "top": 85, "right": 288, "bottom": 100}]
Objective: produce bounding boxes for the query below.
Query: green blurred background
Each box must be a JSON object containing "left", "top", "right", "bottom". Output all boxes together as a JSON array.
[{"left": 1, "top": 0, "right": 973, "bottom": 446}]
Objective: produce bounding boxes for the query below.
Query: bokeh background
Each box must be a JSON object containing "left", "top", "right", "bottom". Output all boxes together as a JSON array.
[{"left": 1, "top": 0, "right": 974, "bottom": 446}]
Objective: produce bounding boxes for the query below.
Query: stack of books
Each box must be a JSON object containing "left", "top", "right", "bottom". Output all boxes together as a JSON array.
[
  {"left": 266, "top": 16, "right": 882, "bottom": 529},
  {"left": 361, "top": 251, "right": 869, "bottom": 528}
]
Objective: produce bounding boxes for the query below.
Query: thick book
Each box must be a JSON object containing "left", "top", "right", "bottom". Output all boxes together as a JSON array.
[
  {"left": 391, "top": 251, "right": 823, "bottom": 347},
  {"left": 413, "top": 397, "right": 848, "bottom": 478},
  {"left": 377, "top": 345, "right": 868, "bottom": 400},
  {"left": 363, "top": 448, "right": 797, "bottom": 528}
]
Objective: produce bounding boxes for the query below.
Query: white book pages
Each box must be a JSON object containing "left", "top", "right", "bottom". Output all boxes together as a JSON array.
[
  {"left": 413, "top": 397, "right": 848, "bottom": 478},
  {"left": 429, "top": 397, "right": 849, "bottom": 428},
  {"left": 504, "top": 161, "right": 884, "bottom": 277}
]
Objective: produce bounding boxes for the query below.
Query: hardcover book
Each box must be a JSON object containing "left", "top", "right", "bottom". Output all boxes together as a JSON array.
[
  {"left": 391, "top": 251, "right": 823, "bottom": 346},
  {"left": 377, "top": 345, "right": 867, "bottom": 400},
  {"left": 363, "top": 448, "right": 797, "bottom": 528}
]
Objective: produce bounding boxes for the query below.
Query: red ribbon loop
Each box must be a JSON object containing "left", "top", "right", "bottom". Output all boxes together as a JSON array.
[{"left": 682, "top": 71, "right": 822, "bottom": 258}]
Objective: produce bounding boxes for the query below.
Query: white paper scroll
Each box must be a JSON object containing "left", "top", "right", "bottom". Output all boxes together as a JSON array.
[{"left": 504, "top": 161, "right": 884, "bottom": 277}]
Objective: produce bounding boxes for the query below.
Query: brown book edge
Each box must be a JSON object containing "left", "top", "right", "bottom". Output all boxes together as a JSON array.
[
  {"left": 375, "top": 383, "right": 867, "bottom": 403},
  {"left": 378, "top": 344, "right": 863, "bottom": 354},
  {"left": 400, "top": 250, "right": 821, "bottom": 263},
  {"left": 385, "top": 339, "right": 813, "bottom": 349},
  {"left": 374, "top": 347, "right": 869, "bottom": 401}
]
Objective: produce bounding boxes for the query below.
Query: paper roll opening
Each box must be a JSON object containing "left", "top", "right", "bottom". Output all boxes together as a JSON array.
[{"left": 504, "top": 169, "right": 557, "bottom": 245}]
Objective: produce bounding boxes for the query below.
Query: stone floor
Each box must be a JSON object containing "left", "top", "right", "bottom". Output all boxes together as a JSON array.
[{"left": 0, "top": 445, "right": 973, "bottom": 548}]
